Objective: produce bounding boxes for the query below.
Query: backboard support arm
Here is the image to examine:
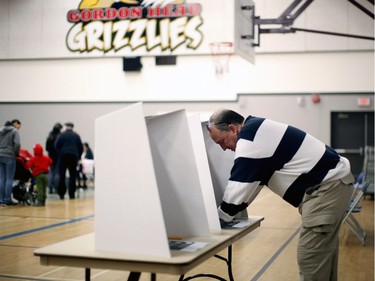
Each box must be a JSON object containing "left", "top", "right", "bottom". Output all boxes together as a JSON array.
[
  {"left": 241, "top": 0, "right": 375, "bottom": 47},
  {"left": 348, "top": 0, "right": 374, "bottom": 19}
]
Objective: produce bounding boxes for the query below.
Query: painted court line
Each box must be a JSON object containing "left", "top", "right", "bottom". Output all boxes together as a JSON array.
[
  {"left": 0, "top": 274, "right": 80, "bottom": 281},
  {"left": 0, "top": 214, "right": 94, "bottom": 241},
  {"left": 38, "top": 266, "right": 67, "bottom": 278},
  {"left": 251, "top": 227, "right": 300, "bottom": 281}
]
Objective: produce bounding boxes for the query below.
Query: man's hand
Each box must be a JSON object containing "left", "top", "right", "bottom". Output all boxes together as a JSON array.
[{"left": 220, "top": 219, "right": 232, "bottom": 228}]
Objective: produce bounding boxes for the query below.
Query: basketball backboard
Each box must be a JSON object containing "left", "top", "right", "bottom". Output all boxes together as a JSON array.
[{"left": 234, "top": 0, "right": 256, "bottom": 63}]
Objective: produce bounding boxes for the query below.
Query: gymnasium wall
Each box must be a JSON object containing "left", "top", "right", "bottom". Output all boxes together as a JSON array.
[
  {"left": 0, "top": 0, "right": 373, "bottom": 102},
  {"left": 0, "top": 93, "right": 372, "bottom": 153},
  {"left": 0, "top": 0, "right": 373, "bottom": 152}
]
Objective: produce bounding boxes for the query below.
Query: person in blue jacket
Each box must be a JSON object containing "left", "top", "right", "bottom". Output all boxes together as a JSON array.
[{"left": 206, "top": 109, "right": 354, "bottom": 281}]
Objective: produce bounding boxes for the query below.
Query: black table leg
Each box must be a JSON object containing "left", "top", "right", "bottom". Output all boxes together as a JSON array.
[
  {"left": 85, "top": 268, "right": 90, "bottom": 281},
  {"left": 179, "top": 245, "right": 235, "bottom": 281},
  {"left": 227, "top": 245, "right": 234, "bottom": 281},
  {"left": 127, "top": 272, "right": 141, "bottom": 281}
]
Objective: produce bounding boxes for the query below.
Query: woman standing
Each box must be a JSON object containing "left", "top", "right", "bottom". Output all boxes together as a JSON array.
[
  {"left": 45, "top": 123, "right": 62, "bottom": 194},
  {"left": 77, "top": 142, "right": 94, "bottom": 189}
]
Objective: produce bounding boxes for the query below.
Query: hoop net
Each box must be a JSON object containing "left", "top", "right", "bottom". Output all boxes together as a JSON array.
[{"left": 209, "top": 42, "right": 233, "bottom": 77}]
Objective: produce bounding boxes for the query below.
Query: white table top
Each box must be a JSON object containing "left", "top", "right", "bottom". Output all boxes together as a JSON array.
[{"left": 34, "top": 216, "right": 264, "bottom": 275}]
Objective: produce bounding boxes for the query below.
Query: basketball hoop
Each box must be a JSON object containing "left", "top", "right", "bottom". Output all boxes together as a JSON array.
[{"left": 209, "top": 42, "right": 233, "bottom": 78}]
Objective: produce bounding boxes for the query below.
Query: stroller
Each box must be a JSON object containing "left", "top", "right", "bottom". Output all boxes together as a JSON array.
[{"left": 12, "top": 149, "right": 36, "bottom": 205}]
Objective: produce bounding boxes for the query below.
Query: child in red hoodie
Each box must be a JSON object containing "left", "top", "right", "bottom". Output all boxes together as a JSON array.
[{"left": 26, "top": 144, "right": 52, "bottom": 206}]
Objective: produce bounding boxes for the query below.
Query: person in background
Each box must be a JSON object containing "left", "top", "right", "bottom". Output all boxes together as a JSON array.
[
  {"left": 55, "top": 122, "right": 83, "bottom": 199},
  {"left": 45, "top": 123, "right": 63, "bottom": 194},
  {"left": 26, "top": 144, "right": 52, "bottom": 206},
  {"left": 77, "top": 142, "right": 94, "bottom": 189},
  {"left": 206, "top": 109, "right": 354, "bottom": 281},
  {"left": 0, "top": 121, "right": 21, "bottom": 206},
  {"left": 11, "top": 119, "right": 21, "bottom": 130}
]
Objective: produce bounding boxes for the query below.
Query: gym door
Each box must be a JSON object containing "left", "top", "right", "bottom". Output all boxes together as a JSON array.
[{"left": 331, "top": 111, "right": 374, "bottom": 179}]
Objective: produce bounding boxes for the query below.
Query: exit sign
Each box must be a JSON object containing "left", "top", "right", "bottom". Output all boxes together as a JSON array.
[{"left": 357, "top": 97, "right": 371, "bottom": 107}]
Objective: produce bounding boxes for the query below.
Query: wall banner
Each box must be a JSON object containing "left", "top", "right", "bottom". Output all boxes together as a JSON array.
[
  {"left": 1, "top": 0, "right": 235, "bottom": 59},
  {"left": 66, "top": 1, "right": 204, "bottom": 55}
]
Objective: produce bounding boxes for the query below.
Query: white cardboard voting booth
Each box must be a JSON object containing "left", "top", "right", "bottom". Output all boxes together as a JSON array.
[
  {"left": 201, "top": 121, "right": 248, "bottom": 218},
  {"left": 187, "top": 114, "right": 222, "bottom": 233},
  {"left": 94, "top": 103, "right": 214, "bottom": 258},
  {"left": 201, "top": 121, "right": 234, "bottom": 207}
]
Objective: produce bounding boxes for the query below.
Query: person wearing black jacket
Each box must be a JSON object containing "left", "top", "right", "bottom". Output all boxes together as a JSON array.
[
  {"left": 45, "top": 123, "right": 63, "bottom": 194},
  {"left": 55, "top": 122, "right": 83, "bottom": 199}
]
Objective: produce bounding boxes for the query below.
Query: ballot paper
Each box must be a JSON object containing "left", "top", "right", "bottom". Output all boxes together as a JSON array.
[
  {"left": 169, "top": 240, "right": 208, "bottom": 252},
  {"left": 222, "top": 220, "right": 252, "bottom": 229}
]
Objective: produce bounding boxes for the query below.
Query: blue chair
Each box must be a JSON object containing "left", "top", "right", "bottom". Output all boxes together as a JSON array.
[{"left": 342, "top": 181, "right": 370, "bottom": 245}]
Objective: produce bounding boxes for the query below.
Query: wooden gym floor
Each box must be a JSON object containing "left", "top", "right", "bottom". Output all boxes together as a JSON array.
[{"left": 0, "top": 186, "right": 373, "bottom": 281}]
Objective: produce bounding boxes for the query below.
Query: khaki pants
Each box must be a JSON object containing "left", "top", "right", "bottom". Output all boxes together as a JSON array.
[{"left": 298, "top": 174, "right": 354, "bottom": 281}]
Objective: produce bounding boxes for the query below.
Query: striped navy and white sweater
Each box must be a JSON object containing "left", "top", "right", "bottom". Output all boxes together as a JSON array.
[{"left": 218, "top": 116, "right": 352, "bottom": 222}]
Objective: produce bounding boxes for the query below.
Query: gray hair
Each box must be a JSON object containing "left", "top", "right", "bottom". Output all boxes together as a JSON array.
[{"left": 207, "top": 109, "right": 244, "bottom": 131}]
